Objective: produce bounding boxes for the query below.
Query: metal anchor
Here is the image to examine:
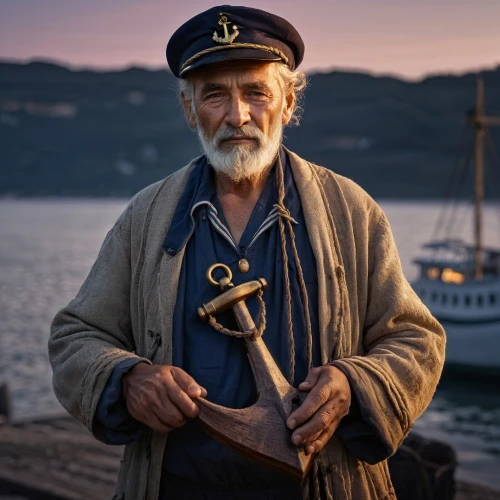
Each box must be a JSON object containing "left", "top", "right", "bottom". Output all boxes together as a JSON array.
[
  {"left": 212, "top": 14, "right": 239, "bottom": 44},
  {"left": 196, "top": 263, "right": 313, "bottom": 481}
]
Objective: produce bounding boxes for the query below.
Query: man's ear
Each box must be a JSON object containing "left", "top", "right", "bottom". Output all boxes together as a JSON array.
[
  {"left": 181, "top": 93, "right": 197, "bottom": 129},
  {"left": 282, "top": 90, "right": 295, "bottom": 126}
]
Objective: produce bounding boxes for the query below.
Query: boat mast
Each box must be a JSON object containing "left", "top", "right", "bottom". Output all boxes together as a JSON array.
[
  {"left": 472, "top": 77, "right": 500, "bottom": 280},
  {"left": 474, "top": 78, "right": 484, "bottom": 281}
]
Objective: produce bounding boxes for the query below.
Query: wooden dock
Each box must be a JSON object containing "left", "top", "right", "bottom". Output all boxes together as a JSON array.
[{"left": 1, "top": 416, "right": 500, "bottom": 500}]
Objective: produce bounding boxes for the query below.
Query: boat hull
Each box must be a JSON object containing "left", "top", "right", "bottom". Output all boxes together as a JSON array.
[
  {"left": 438, "top": 318, "right": 500, "bottom": 372},
  {"left": 411, "top": 275, "right": 500, "bottom": 372}
]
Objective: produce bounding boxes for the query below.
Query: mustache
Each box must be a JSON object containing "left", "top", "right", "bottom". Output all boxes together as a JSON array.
[{"left": 214, "top": 126, "right": 262, "bottom": 146}]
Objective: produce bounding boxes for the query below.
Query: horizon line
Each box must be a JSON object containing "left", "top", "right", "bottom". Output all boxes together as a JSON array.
[{"left": 2, "top": 56, "right": 500, "bottom": 84}]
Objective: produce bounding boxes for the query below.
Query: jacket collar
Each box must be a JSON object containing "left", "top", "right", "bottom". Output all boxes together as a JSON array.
[{"left": 162, "top": 156, "right": 213, "bottom": 256}]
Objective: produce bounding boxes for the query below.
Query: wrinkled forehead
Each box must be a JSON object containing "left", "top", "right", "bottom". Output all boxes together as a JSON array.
[{"left": 186, "top": 60, "right": 283, "bottom": 93}]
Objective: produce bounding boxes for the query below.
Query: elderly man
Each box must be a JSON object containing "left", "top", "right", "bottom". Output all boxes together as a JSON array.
[{"left": 49, "top": 5, "right": 445, "bottom": 500}]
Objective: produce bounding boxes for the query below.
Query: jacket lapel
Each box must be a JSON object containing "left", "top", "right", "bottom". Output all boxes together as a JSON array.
[
  {"left": 286, "top": 148, "right": 344, "bottom": 364},
  {"left": 158, "top": 249, "right": 185, "bottom": 365},
  {"left": 143, "top": 161, "right": 199, "bottom": 366}
]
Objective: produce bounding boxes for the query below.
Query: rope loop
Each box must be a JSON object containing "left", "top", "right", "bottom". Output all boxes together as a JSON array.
[
  {"left": 273, "top": 203, "right": 295, "bottom": 223},
  {"left": 207, "top": 289, "right": 267, "bottom": 339}
]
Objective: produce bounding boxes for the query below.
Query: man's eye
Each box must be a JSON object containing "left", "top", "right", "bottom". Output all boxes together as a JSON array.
[
  {"left": 206, "top": 93, "right": 223, "bottom": 99},
  {"left": 249, "top": 91, "right": 266, "bottom": 97}
]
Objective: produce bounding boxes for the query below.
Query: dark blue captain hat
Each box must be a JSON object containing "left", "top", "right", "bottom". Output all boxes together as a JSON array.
[{"left": 166, "top": 5, "right": 304, "bottom": 78}]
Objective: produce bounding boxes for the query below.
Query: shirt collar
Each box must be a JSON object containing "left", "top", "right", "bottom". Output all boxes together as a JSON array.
[{"left": 162, "top": 147, "right": 297, "bottom": 256}]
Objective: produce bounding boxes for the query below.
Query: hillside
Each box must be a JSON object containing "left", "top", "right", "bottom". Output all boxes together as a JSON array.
[{"left": 1, "top": 61, "right": 499, "bottom": 198}]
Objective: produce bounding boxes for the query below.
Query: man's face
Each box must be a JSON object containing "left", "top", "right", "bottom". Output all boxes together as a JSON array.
[{"left": 182, "top": 61, "right": 294, "bottom": 181}]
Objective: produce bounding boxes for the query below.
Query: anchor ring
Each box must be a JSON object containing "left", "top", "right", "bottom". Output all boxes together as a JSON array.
[{"left": 206, "top": 263, "right": 232, "bottom": 287}]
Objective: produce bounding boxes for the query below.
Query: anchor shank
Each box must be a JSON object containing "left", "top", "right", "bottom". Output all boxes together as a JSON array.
[
  {"left": 244, "top": 336, "right": 291, "bottom": 396},
  {"left": 232, "top": 301, "right": 257, "bottom": 331},
  {"left": 232, "top": 300, "right": 290, "bottom": 394}
]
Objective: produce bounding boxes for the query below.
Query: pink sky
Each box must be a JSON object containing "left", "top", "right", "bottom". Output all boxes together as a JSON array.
[{"left": 1, "top": 0, "right": 499, "bottom": 80}]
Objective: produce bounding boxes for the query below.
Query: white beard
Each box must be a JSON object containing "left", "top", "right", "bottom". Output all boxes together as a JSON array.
[{"left": 195, "top": 114, "right": 284, "bottom": 183}]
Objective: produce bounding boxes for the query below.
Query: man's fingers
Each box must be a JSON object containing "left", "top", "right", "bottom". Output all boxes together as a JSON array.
[
  {"left": 297, "top": 366, "right": 322, "bottom": 392},
  {"left": 288, "top": 378, "right": 332, "bottom": 429},
  {"left": 291, "top": 400, "right": 338, "bottom": 444},
  {"left": 286, "top": 366, "right": 352, "bottom": 453},
  {"left": 311, "top": 425, "right": 337, "bottom": 453},
  {"left": 307, "top": 426, "right": 337, "bottom": 455},
  {"left": 122, "top": 364, "right": 208, "bottom": 429},
  {"left": 153, "top": 390, "right": 189, "bottom": 427},
  {"left": 164, "top": 379, "right": 200, "bottom": 419},
  {"left": 172, "top": 368, "right": 206, "bottom": 398},
  {"left": 125, "top": 387, "right": 180, "bottom": 431},
  {"left": 140, "top": 409, "right": 173, "bottom": 434},
  {"left": 301, "top": 430, "right": 321, "bottom": 455}
]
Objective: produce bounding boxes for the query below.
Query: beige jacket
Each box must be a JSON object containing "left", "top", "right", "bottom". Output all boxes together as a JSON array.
[{"left": 49, "top": 150, "right": 446, "bottom": 500}]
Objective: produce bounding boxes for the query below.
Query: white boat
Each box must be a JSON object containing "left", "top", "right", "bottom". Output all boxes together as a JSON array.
[{"left": 412, "top": 78, "right": 500, "bottom": 374}]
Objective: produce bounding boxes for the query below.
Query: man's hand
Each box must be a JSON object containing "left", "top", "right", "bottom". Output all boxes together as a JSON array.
[
  {"left": 122, "top": 363, "right": 207, "bottom": 434},
  {"left": 287, "top": 365, "right": 351, "bottom": 455}
]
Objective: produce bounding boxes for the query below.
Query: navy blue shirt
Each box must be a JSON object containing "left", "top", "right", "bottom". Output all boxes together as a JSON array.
[
  {"left": 161, "top": 149, "right": 320, "bottom": 488},
  {"left": 94, "top": 149, "right": 390, "bottom": 487}
]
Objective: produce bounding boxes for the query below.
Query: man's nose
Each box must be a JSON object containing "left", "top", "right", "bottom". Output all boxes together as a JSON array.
[{"left": 225, "top": 96, "right": 251, "bottom": 128}]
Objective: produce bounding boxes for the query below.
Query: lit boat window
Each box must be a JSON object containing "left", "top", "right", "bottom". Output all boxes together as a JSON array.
[
  {"left": 441, "top": 268, "right": 465, "bottom": 284},
  {"left": 427, "top": 268, "right": 440, "bottom": 280}
]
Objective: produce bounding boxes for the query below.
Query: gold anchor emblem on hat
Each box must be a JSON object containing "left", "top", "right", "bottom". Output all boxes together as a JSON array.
[{"left": 213, "top": 13, "right": 239, "bottom": 44}]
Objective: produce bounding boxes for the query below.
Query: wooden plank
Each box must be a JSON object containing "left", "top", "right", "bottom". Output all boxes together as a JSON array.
[{"left": 0, "top": 417, "right": 122, "bottom": 500}]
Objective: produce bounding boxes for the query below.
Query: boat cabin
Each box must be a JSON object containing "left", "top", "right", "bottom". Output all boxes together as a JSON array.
[
  {"left": 412, "top": 240, "right": 500, "bottom": 322},
  {"left": 414, "top": 240, "right": 500, "bottom": 283}
]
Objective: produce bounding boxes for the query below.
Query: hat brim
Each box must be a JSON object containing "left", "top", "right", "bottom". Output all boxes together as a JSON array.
[{"left": 179, "top": 47, "right": 282, "bottom": 77}]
